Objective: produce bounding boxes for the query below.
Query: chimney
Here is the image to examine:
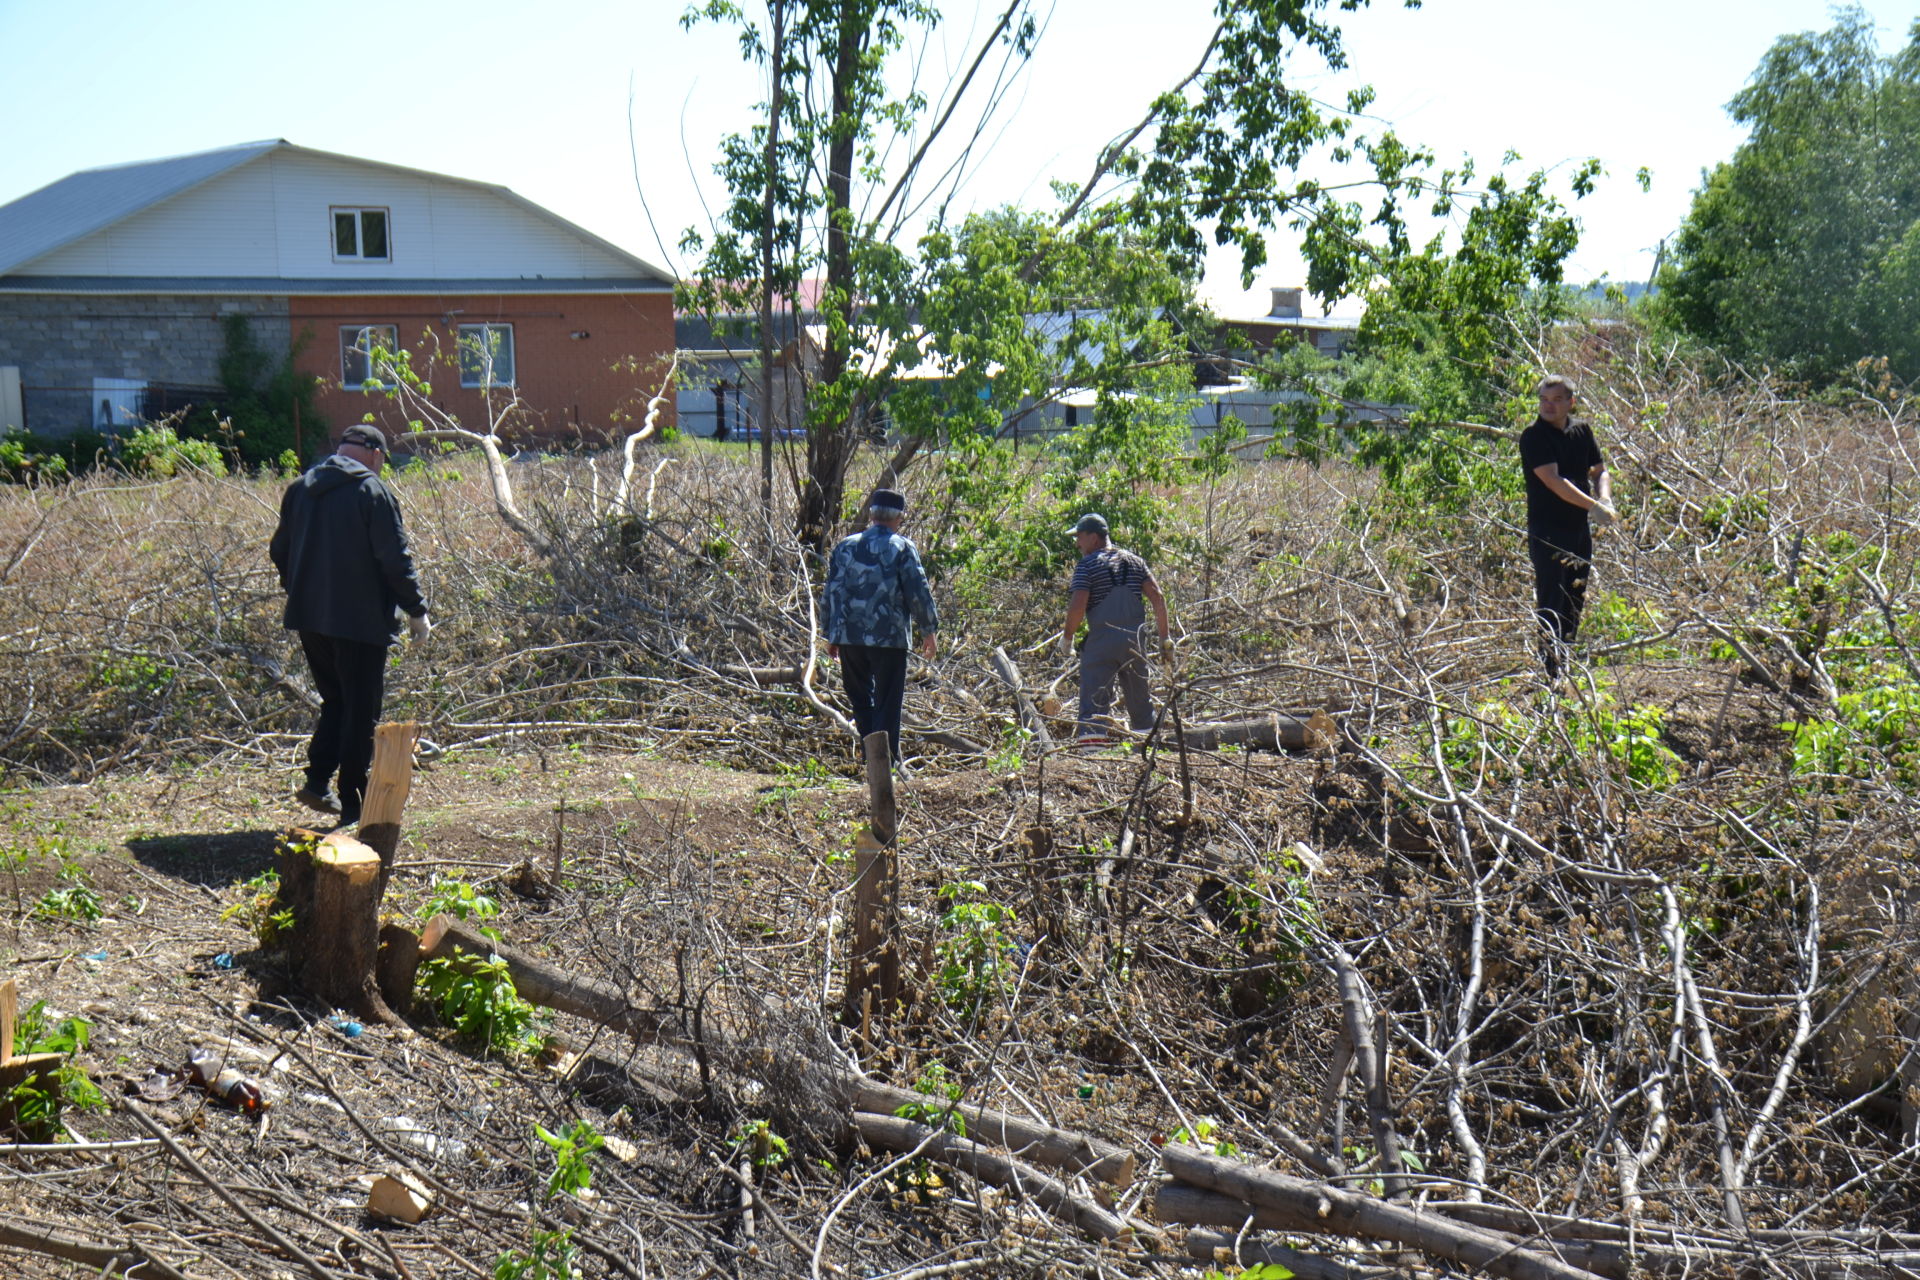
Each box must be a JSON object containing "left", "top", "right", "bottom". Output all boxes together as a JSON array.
[{"left": 1268, "top": 286, "right": 1304, "bottom": 318}]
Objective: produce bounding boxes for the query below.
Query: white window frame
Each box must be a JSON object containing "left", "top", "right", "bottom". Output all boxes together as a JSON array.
[
  {"left": 331, "top": 206, "right": 392, "bottom": 263},
  {"left": 340, "top": 325, "right": 400, "bottom": 390},
  {"left": 457, "top": 323, "right": 516, "bottom": 389}
]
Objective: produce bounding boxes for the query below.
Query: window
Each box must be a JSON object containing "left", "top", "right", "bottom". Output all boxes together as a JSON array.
[
  {"left": 340, "top": 325, "right": 399, "bottom": 389},
  {"left": 331, "top": 207, "right": 391, "bottom": 262},
  {"left": 457, "top": 324, "right": 516, "bottom": 388}
]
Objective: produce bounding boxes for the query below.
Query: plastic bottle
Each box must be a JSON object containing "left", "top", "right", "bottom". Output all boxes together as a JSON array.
[{"left": 187, "top": 1048, "right": 267, "bottom": 1112}]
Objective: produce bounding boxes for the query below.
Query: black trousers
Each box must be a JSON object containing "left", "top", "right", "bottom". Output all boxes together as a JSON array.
[
  {"left": 1529, "top": 529, "right": 1592, "bottom": 672},
  {"left": 838, "top": 643, "right": 908, "bottom": 762},
  {"left": 299, "top": 631, "right": 389, "bottom": 815}
]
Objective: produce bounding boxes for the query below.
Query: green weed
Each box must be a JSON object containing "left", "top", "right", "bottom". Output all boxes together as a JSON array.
[
  {"left": 417, "top": 954, "right": 544, "bottom": 1056},
  {"left": 219, "top": 869, "right": 292, "bottom": 950},
  {"left": 4, "top": 1001, "right": 108, "bottom": 1138},
  {"left": 934, "top": 880, "right": 1020, "bottom": 1015}
]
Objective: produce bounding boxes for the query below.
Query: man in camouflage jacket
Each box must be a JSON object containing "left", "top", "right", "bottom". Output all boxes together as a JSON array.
[{"left": 824, "top": 488, "right": 938, "bottom": 765}]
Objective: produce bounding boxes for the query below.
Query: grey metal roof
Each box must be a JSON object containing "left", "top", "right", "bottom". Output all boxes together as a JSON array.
[
  {"left": 0, "top": 140, "right": 675, "bottom": 284},
  {"left": 0, "top": 276, "right": 671, "bottom": 296},
  {"left": 0, "top": 141, "right": 281, "bottom": 275}
]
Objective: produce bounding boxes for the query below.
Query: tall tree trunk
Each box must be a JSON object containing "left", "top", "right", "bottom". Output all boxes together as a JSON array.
[
  {"left": 758, "top": 0, "right": 786, "bottom": 520},
  {"left": 798, "top": 0, "right": 868, "bottom": 554}
]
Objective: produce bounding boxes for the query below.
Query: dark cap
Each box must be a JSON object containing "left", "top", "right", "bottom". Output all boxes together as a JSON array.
[
  {"left": 339, "top": 424, "right": 388, "bottom": 453},
  {"left": 868, "top": 487, "right": 906, "bottom": 515},
  {"left": 1067, "top": 513, "right": 1109, "bottom": 536}
]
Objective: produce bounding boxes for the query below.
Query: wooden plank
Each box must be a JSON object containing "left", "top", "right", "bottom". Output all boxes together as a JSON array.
[
  {"left": 0, "top": 977, "right": 16, "bottom": 1065},
  {"left": 359, "top": 720, "right": 417, "bottom": 893}
]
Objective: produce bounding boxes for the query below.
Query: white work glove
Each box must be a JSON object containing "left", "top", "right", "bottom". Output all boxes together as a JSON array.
[
  {"left": 1590, "top": 502, "right": 1619, "bottom": 529},
  {"left": 406, "top": 611, "right": 433, "bottom": 641}
]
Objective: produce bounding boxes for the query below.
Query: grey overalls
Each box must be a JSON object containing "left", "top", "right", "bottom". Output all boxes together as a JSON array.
[{"left": 1077, "top": 562, "right": 1154, "bottom": 737}]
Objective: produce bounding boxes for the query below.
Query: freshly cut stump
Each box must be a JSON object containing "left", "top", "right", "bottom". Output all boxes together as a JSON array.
[{"left": 282, "top": 831, "right": 396, "bottom": 1023}]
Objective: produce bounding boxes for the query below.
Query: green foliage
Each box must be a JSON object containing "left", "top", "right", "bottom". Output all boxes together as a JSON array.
[
  {"left": 173, "top": 315, "right": 326, "bottom": 468},
  {"left": 893, "top": 1062, "right": 966, "bottom": 1135},
  {"left": 1436, "top": 679, "right": 1681, "bottom": 791},
  {"left": 5, "top": 1000, "right": 108, "bottom": 1137},
  {"left": 1589, "top": 701, "right": 1683, "bottom": 790},
  {"left": 732, "top": 1118, "right": 791, "bottom": 1168},
  {"left": 494, "top": 1229, "right": 579, "bottom": 1280},
  {"left": 987, "top": 724, "right": 1033, "bottom": 773},
  {"left": 534, "top": 1119, "right": 604, "bottom": 1200},
  {"left": 119, "top": 422, "right": 227, "bottom": 478},
  {"left": 1203, "top": 1266, "right": 1295, "bottom": 1280},
  {"left": 417, "top": 954, "right": 544, "bottom": 1056},
  {"left": 1172, "top": 1116, "right": 1239, "bottom": 1158},
  {"left": 0, "top": 428, "right": 120, "bottom": 482},
  {"left": 417, "top": 875, "right": 502, "bottom": 923},
  {"left": 1214, "top": 847, "right": 1321, "bottom": 999},
  {"left": 1788, "top": 662, "right": 1920, "bottom": 791},
  {"left": 758, "top": 755, "right": 842, "bottom": 810},
  {"left": 34, "top": 858, "right": 103, "bottom": 923},
  {"left": 1658, "top": 8, "right": 1920, "bottom": 383},
  {"left": 934, "top": 880, "right": 1020, "bottom": 1015},
  {"left": 219, "top": 869, "right": 292, "bottom": 950}
]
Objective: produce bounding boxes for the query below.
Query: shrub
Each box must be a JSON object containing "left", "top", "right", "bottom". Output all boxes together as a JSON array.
[{"left": 120, "top": 423, "right": 227, "bottom": 478}]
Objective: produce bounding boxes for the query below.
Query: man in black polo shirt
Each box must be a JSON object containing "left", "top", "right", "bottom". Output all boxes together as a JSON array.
[{"left": 1519, "top": 375, "right": 1617, "bottom": 679}]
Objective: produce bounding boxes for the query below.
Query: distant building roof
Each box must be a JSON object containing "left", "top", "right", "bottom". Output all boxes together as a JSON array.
[
  {"left": 0, "top": 140, "right": 672, "bottom": 283},
  {"left": 0, "top": 141, "right": 279, "bottom": 277}
]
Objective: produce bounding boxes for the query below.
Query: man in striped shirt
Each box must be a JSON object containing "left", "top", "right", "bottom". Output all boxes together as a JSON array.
[{"left": 1058, "top": 513, "right": 1169, "bottom": 744}]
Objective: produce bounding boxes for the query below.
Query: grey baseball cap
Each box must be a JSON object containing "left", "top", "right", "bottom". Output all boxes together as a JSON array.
[{"left": 1067, "top": 513, "right": 1109, "bottom": 535}]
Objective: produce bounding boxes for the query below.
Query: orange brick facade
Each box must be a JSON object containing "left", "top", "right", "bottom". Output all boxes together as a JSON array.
[{"left": 289, "top": 292, "right": 676, "bottom": 453}]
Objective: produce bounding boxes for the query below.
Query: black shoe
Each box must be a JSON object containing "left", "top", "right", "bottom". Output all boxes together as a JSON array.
[{"left": 295, "top": 785, "right": 342, "bottom": 817}]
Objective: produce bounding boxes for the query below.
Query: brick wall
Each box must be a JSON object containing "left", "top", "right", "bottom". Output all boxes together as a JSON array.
[
  {"left": 289, "top": 292, "right": 677, "bottom": 451},
  {"left": 0, "top": 294, "right": 289, "bottom": 434}
]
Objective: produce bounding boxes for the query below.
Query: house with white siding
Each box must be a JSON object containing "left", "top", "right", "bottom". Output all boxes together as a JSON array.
[{"left": 0, "top": 140, "right": 676, "bottom": 450}]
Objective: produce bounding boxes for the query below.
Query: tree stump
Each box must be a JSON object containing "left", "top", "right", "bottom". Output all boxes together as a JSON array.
[
  {"left": 844, "top": 732, "right": 902, "bottom": 1041},
  {"left": 279, "top": 831, "right": 396, "bottom": 1024}
]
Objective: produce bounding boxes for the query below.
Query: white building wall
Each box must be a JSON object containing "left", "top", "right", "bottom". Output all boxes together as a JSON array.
[
  {"left": 22, "top": 159, "right": 282, "bottom": 276},
  {"left": 16, "top": 149, "right": 642, "bottom": 281}
]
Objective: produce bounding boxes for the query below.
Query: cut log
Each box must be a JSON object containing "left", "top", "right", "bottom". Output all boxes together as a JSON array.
[
  {"left": 852, "top": 1079, "right": 1133, "bottom": 1186},
  {"left": 1186, "top": 1227, "right": 1398, "bottom": 1280},
  {"left": 359, "top": 721, "right": 418, "bottom": 894},
  {"left": 419, "top": 914, "right": 668, "bottom": 1040},
  {"left": 1157, "top": 1145, "right": 1606, "bottom": 1280},
  {"left": 283, "top": 831, "right": 396, "bottom": 1025},
  {"left": 1178, "top": 711, "right": 1335, "bottom": 753},
  {"left": 990, "top": 645, "right": 1054, "bottom": 752},
  {"left": 855, "top": 1111, "right": 1137, "bottom": 1243},
  {"left": 376, "top": 922, "right": 423, "bottom": 1017}
]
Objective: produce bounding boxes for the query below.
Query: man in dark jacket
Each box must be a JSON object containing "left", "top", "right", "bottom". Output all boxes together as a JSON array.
[
  {"left": 1520, "top": 375, "right": 1616, "bottom": 679},
  {"left": 269, "top": 424, "right": 431, "bottom": 826},
  {"left": 823, "top": 487, "right": 938, "bottom": 767}
]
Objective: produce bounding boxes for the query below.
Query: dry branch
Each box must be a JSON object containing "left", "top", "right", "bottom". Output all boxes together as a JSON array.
[
  {"left": 851, "top": 1080, "right": 1135, "bottom": 1186},
  {"left": 1156, "top": 1145, "right": 1606, "bottom": 1280},
  {"left": 854, "top": 1112, "right": 1136, "bottom": 1243},
  {"left": 0, "top": 1216, "right": 197, "bottom": 1280}
]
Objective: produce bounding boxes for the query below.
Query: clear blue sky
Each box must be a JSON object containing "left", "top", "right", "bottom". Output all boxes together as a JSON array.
[{"left": 0, "top": 0, "right": 1899, "bottom": 317}]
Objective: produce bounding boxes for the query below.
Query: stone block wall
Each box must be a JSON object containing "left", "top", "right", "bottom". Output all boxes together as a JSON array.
[{"left": 0, "top": 294, "right": 290, "bottom": 435}]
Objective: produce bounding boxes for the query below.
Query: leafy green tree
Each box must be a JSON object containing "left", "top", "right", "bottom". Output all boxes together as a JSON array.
[
  {"left": 683, "top": 0, "right": 1605, "bottom": 549},
  {"left": 1659, "top": 8, "right": 1920, "bottom": 383}
]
